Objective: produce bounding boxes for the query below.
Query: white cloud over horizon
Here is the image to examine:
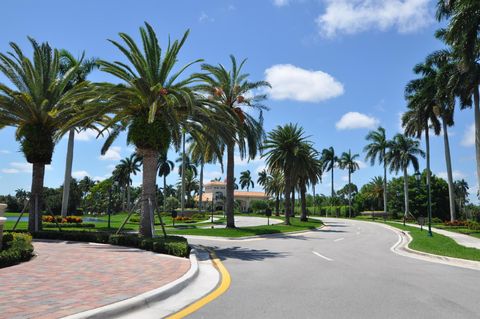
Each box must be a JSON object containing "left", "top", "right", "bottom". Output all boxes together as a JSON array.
[
  {"left": 316, "top": 0, "right": 433, "bottom": 38},
  {"left": 99, "top": 146, "right": 122, "bottom": 161},
  {"left": 1, "top": 162, "right": 52, "bottom": 174},
  {"left": 273, "top": 0, "right": 289, "bottom": 6},
  {"left": 462, "top": 124, "right": 475, "bottom": 147},
  {"left": 437, "top": 170, "right": 466, "bottom": 181},
  {"left": 264, "top": 64, "right": 344, "bottom": 103},
  {"left": 72, "top": 170, "right": 90, "bottom": 179},
  {"left": 336, "top": 112, "right": 379, "bottom": 130}
]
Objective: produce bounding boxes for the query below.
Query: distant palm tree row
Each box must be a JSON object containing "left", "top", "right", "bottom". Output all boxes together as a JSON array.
[{"left": 0, "top": 23, "right": 269, "bottom": 236}]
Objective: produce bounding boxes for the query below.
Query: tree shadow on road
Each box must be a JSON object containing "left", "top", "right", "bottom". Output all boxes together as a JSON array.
[{"left": 209, "top": 246, "right": 288, "bottom": 261}]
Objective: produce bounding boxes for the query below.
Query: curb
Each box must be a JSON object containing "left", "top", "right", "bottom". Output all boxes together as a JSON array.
[
  {"left": 62, "top": 249, "right": 200, "bottom": 319},
  {"left": 379, "top": 223, "right": 480, "bottom": 271}
]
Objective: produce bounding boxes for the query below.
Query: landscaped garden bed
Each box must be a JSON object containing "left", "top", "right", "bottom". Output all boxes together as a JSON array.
[{"left": 0, "top": 232, "right": 34, "bottom": 268}]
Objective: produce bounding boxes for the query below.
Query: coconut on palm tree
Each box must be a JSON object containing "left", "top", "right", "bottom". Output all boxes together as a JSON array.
[
  {"left": 195, "top": 55, "right": 270, "bottom": 228},
  {"left": 59, "top": 50, "right": 99, "bottom": 217},
  {"left": 364, "top": 127, "right": 390, "bottom": 217},
  {"left": 85, "top": 23, "right": 201, "bottom": 237},
  {"left": 0, "top": 38, "right": 91, "bottom": 232},
  {"left": 239, "top": 170, "right": 254, "bottom": 192},
  {"left": 385, "top": 134, "right": 425, "bottom": 225},
  {"left": 262, "top": 123, "right": 308, "bottom": 225},
  {"left": 339, "top": 150, "right": 360, "bottom": 218}
]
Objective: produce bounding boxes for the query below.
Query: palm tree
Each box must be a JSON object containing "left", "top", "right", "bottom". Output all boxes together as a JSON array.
[
  {"left": 321, "top": 147, "right": 338, "bottom": 209},
  {"left": 88, "top": 23, "right": 200, "bottom": 237},
  {"left": 454, "top": 179, "right": 469, "bottom": 217},
  {"left": 385, "top": 134, "right": 425, "bottom": 225},
  {"left": 366, "top": 176, "right": 385, "bottom": 209},
  {"left": 176, "top": 155, "right": 198, "bottom": 177},
  {"left": 78, "top": 176, "right": 96, "bottom": 199},
  {"left": 338, "top": 150, "right": 360, "bottom": 218},
  {"left": 118, "top": 154, "right": 141, "bottom": 210},
  {"left": 257, "top": 169, "right": 269, "bottom": 189},
  {"left": 176, "top": 169, "right": 199, "bottom": 207},
  {"left": 262, "top": 124, "right": 308, "bottom": 225},
  {"left": 59, "top": 50, "right": 99, "bottom": 217},
  {"left": 265, "top": 171, "right": 285, "bottom": 217},
  {"left": 195, "top": 55, "right": 270, "bottom": 228},
  {"left": 0, "top": 38, "right": 89, "bottom": 232},
  {"left": 436, "top": 1, "right": 480, "bottom": 199},
  {"left": 188, "top": 134, "right": 223, "bottom": 212},
  {"left": 364, "top": 127, "right": 390, "bottom": 217},
  {"left": 158, "top": 153, "right": 175, "bottom": 212},
  {"left": 296, "top": 143, "right": 322, "bottom": 221},
  {"left": 239, "top": 170, "right": 254, "bottom": 192}
]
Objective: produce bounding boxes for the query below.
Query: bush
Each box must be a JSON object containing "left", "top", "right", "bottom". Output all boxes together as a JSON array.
[
  {"left": 31, "top": 230, "right": 110, "bottom": 244},
  {"left": 251, "top": 200, "right": 269, "bottom": 213},
  {"left": 431, "top": 217, "right": 443, "bottom": 224},
  {"left": 444, "top": 220, "right": 469, "bottom": 227},
  {"left": 42, "top": 215, "right": 83, "bottom": 224},
  {"left": 467, "top": 221, "right": 480, "bottom": 231},
  {"left": 191, "top": 213, "right": 206, "bottom": 221},
  {"left": 43, "top": 223, "right": 95, "bottom": 228},
  {"left": 0, "top": 233, "right": 34, "bottom": 268}
]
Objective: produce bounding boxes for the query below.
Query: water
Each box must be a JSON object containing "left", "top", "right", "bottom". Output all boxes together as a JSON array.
[
  {"left": 5, "top": 216, "right": 104, "bottom": 223},
  {"left": 6, "top": 216, "right": 28, "bottom": 222}
]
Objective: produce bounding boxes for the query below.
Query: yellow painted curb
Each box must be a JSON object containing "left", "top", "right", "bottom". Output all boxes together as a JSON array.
[{"left": 165, "top": 249, "right": 231, "bottom": 319}]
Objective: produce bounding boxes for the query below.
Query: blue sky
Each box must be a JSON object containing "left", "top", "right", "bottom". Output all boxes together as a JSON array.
[{"left": 0, "top": 0, "right": 477, "bottom": 203}]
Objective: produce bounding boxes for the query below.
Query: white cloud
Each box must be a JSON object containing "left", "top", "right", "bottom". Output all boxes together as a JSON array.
[
  {"left": 437, "top": 170, "right": 466, "bottom": 180},
  {"left": 341, "top": 175, "right": 349, "bottom": 182},
  {"left": 273, "top": 0, "right": 289, "bottom": 6},
  {"left": 355, "top": 160, "right": 367, "bottom": 169},
  {"left": 461, "top": 124, "right": 475, "bottom": 147},
  {"left": 264, "top": 64, "right": 344, "bottom": 102},
  {"left": 75, "top": 129, "right": 102, "bottom": 142},
  {"left": 1, "top": 162, "right": 52, "bottom": 174},
  {"left": 316, "top": 0, "right": 433, "bottom": 38},
  {"left": 72, "top": 170, "right": 90, "bottom": 179},
  {"left": 99, "top": 146, "right": 121, "bottom": 161},
  {"left": 336, "top": 112, "right": 379, "bottom": 130},
  {"left": 199, "top": 11, "right": 214, "bottom": 23},
  {"left": 204, "top": 171, "right": 223, "bottom": 181},
  {"left": 234, "top": 155, "right": 264, "bottom": 166},
  {"left": 0, "top": 150, "right": 11, "bottom": 154}
]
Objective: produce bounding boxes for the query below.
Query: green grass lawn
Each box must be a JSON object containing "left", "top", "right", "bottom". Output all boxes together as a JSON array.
[
  {"left": 430, "top": 224, "right": 480, "bottom": 239},
  {"left": 385, "top": 222, "right": 480, "bottom": 262},
  {"left": 164, "top": 217, "right": 323, "bottom": 237}
]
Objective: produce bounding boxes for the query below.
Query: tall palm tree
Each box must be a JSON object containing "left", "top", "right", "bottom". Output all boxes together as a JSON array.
[
  {"left": 339, "top": 150, "right": 360, "bottom": 218},
  {"left": 0, "top": 38, "right": 89, "bottom": 232},
  {"left": 257, "top": 169, "right": 269, "bottom": 189},
  {"left": 188, "top": 134, "right": 223, "bottom": 212},
  {"left": 158, "top": 153, "right": 175, "bottom": 212},
  {"left": 176, "top": 155, "right": 198, "bottom": 177},
  {"left": 385, "top": 134, "right": 425, "bottom": 225},
  {"left": 436, "top": 1, "right": 480, "bottom": 199},
  {"left": 454, "top": 179, "right": 469, "bottom": 217},
  {"left": 321, "top": 147, "right": 338, "bottom": 209},
  {"left": 364, "top": 127, "right": 390, "bottom": 217},
  {"left": 265, "top": 171, "right": 285, "bottom": 217},
  {"left": 296, "top": 143, "right": 322, "bottom": 221},
  {"left": 195, "top": 55, "right": 270, "bottom": 228},
  {"left": 262, "top": 124, "right": 308, "bottom": 225},
  {"left": 118, "top": 153, "right": 141, "bottom": 210},
  {"left": 176, "top": 169, "right": 199, "bottom": 208},
  {"left": 59, "top": 50, "right": 99, "bottom": 217},
  {"left": 239, "top": 170, "right": 254, "bottom": 192},
  {"left": 90, "top": 23, "right": 201, "bottom": 237},
  {"left": 366, "top": 176, "right": 385, "bottom": 209}
]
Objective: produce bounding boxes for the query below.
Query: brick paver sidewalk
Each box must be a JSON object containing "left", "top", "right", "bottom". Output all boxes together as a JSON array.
[{"left": 0, "top": 240, "right": 190, "bottom": 319}]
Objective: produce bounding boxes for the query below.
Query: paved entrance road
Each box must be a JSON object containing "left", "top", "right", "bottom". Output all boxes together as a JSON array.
[{"left": 188, "top": 218, "right": 480, "bottom": 319}]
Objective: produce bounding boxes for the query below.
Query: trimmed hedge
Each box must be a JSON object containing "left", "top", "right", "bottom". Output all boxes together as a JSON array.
[
  {"left": 1, "top": 233, "right": 34, "bottom": 268},
  {"left": 42, "top": 223, "right": 96, "bottom": 229},
  {"left": 29, "top": 231, "right": 190, "bottom": 258}
]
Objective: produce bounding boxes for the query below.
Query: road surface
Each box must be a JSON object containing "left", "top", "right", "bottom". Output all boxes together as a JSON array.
[{"left": 187, "top": 218, "right": 480, "bottom": 319}]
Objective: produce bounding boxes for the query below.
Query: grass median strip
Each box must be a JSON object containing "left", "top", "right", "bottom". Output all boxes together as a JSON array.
[
  {"left": 385, "top": 222, "right": 480, "bottom": 262},
  {"left": 164, "top": 217, "right": 323, "bottom": 237}
]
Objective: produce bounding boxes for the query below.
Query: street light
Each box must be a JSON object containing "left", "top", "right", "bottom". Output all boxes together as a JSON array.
[{"left": 413, "top": 171, "right": 432, "bottom": 237}]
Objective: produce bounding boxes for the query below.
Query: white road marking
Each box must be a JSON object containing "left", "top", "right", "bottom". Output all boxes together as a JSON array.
[
  {"left": 334, "top": 238, "right": 344, "bottom": 242},
  {"left": 312, "top": 251, "right": 333, "bottom": 261}
]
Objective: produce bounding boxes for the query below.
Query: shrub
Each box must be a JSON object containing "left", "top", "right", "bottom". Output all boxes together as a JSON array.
[
  {"left": 431, "top": 217, "right": 443, "bottom": 224},
  {"left": 467, "top": 221, "right": 480, "bottom": 231},
  {"left": 444, "top": 220, "right": 469, "bottom": 227},
  {"left": 43, "top": 223, "right": 95, "bottom": 228},
  {"left": 0, "top": 233, "right": 34, "bottom": 268},
  {"left": 251, "top": 200, "right": 269, "bottom": 213},
  {"left": 42, "top": 215, "right": 83, "bottom": 224},
  {"left": 129, "top": 214, "right": 140, "bottom": 223},
  {"left": 191, "top": 213, "right": 206, "bottom": 221},
  {"left": 31, "top": 230, "right": 110, "bottom": 243}
]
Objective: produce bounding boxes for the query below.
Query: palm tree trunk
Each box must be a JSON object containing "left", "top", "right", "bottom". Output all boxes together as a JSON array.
[
  {"left": 331, "top": 164, "right": 335, "bottom": 198},
  {"left": 275, "top": 193, "right": 280, "bottom": 216},
  {"left": 383, "top": 155, "right": 388, "bottom": 217},
  {"left": 403, "top": 167, "right": 409, "bottom": 226},
  {"left": 163, "top": 175, "right": 167, "bottom": 212},
  {"left": 29, "top": 163, "right": 45, "bottom": 232},
  {"left": 199, "top": 162, "right": 204, "bottom": 212},
  {"left": 127, "top": 183, "right": 131, "bottom": 212},
  {"left": 474, "top": 88, "right": 480, "bottom": 203},
  {"left": 291, "top": 188, "right": 296, "bottom": 217},
  {"left": 225, "top": 143, "right": 235, "bottom": 228},
  {"left": 61, "top": 129, "right": 75, "bottom": 217},
  {"left": 442, "top": 120, "right": 456, "bottom": 221},
  {"left": 181, "top": 131, "right": 186, "bottom": 214},
  {"left": 425, "top": 122, "right": 432, "bottom": 228},
  {"left": 139, "top": 148, "right": 158, "bottom": 238},
  {"left": 284, "top": 172, "right": 292, "bottom": 225},
  {"left": 348, "top": 171, "right": 352, "bottom": 218},
  {"left": 300, "top": 183, "right": 308, "bottom": 221}
]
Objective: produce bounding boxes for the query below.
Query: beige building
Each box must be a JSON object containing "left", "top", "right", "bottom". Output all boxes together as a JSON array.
[{"left": 195, "top": 181, "right": 269, "bottom": 212}]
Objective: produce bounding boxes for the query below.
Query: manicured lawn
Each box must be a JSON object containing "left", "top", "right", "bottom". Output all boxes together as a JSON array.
[
  {"left": 164, "top": 217, "right": 323, "bottom": 237},
  {"left": 385, "top": 222, "right": 480, "bottom": 262},
  {"left": 431, "top": 224, "right": 480, "bottom": 239}
]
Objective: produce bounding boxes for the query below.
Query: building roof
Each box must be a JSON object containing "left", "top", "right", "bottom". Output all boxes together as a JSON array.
[
  {"left": 234, "top": 191, "right": 269, "bottom": 198},
  {"left": 205, "top": 181, "right": 226, "bottom": 186}
]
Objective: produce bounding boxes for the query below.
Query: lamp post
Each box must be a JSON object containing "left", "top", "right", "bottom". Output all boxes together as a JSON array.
[{"left": 414, "top": 171, "right": 432, "bottom": 236}]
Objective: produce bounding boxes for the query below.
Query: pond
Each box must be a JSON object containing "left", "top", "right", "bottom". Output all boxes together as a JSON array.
[
  {"left": 5, "top": 216, "right": 105, "bottom": 223},
  {"left": 6, "top": 216, "right": 28, "bottom": 222}
]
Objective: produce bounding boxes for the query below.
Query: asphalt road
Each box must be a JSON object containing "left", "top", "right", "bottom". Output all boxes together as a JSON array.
[{"left": 187, "top": 218, "right": 480, "bottom": 319}]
